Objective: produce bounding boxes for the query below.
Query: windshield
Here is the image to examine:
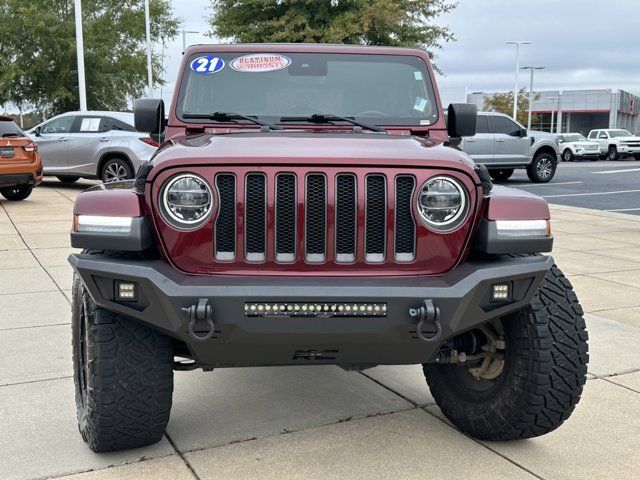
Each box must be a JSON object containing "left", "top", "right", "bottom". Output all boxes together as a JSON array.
[
  {"left": 608, "top": 130, "right": 633, "bottom": 138},
  {"left": 0, "top": 120, "right": 25, "bottom": 137},
  {"left": 176, "top": 52, "right": 438, "bottom": 127},
  {"left": 560, "top": 134, "right": 587, "bottom": 142}
]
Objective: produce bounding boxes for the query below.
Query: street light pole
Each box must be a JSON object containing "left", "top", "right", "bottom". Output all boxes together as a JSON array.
[
  {"left": 521, "top": 66, "right": 545, "bottom": 131},
  {"left": 144, "top": 0, "right": 153, "bottom": 97},
  {"left": 74, "top": 0, "right": 87, "bottom": 111},
  {"left": 182, "top": 30, "right": 200, "bottom": 52},
  {"left": 506, "top": 41, "right": 530, "bottom": 120}
]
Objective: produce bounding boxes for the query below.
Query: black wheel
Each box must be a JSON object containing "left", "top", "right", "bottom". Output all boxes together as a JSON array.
[
  {"left": 634, "top": 154, "right": 640, "bottom": 161},
  {"left": 1, "top": 185, "right": 33, "bottom": 201},
  {"left": 424, "top": 265, "right": 588, "bottom": 441},
  {"left": 57, "top": 175, "right": 79, "bottom": 183},
  {"left": 607, "top": 146, "right": 619, "bottom": 161},
  {"left": 72, "top": 273, "right": 174, "bottom": 452},
  {"left": 527, "top": 152, "right": 556, "bottom": 183},
  {"left": 100, "top": 157, "right": 133, "bottom": 183},
  {"left": 562, "top": 149, "right": 574, "bottom": 162},
  {"left": 488, "top": 169, "right": 514, "bottom": 182}
]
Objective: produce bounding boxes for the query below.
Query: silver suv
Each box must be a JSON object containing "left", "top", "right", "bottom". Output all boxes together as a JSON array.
[
  {"left": 29, "top": 111, "right": 157, "bottom": 183},
  {"left": 459, "top": 111, "right": 560, "bottom": 183}
]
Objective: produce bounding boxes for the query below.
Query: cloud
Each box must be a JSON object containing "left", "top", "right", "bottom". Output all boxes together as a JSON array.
[{"left": 434, "top": 0, "right": 640, "bottom": 95}]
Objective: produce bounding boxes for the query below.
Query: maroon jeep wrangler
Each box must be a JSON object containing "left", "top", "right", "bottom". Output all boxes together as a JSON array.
[{"left": 69, "top": 44, "right": 588, "bottom": 452}]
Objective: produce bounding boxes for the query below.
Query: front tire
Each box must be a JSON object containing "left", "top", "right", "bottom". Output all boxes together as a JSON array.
[
  {"left": 72, "top": 274, "right": 174, "bottom": 452},
  {"left": 562, "top": 149, "right": 574, "bottom": 162},
  {"left": 1, "top": 185, "right": 33, "bottom": 201},
  {"left": 527, "top": 152, "right": 556, "bottom": 183},
  {"left": 608, "top": 146, "right": 619, "bottom": 161},
  {"left": 100, "top": 157, "right": 133, "bottom": 183},
  {"left": 424, "top": 266, "right": 588, "bottom": 440},
  {"left": 488, "top": 169, "right": 514, "bottom": 182}
]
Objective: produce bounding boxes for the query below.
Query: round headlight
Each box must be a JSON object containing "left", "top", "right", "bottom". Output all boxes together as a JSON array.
[
  {"left": 417, "top": 176, "right": 468, "bottom": 230},
  {"left": 161, "top": 174, "right": 213, "bottom": 229}
]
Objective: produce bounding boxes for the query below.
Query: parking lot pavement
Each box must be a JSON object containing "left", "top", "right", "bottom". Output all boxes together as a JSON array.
[
  {"left": 504, "top": 160, "right": 640, "bottom": 215},
  {"left": 1, "top": 180, "right": 640, "bottom": 479}
]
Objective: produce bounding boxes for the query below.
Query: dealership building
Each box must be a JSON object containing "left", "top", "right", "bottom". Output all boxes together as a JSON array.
[{"left": 465, "top": 88, "right": 640, "bottom": 135}]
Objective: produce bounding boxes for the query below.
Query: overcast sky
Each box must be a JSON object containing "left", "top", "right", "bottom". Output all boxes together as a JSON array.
[{"left": 158, "top": 0, "right": 640, "bottom": 104}]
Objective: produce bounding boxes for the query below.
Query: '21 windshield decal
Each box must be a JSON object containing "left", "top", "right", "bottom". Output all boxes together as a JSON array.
[{"left": 190, "top": 55, "right": 225, "bottom": 75}]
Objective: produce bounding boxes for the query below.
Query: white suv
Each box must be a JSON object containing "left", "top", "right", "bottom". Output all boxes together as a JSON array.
[
  {"left": 557, "top": 133, "right": 599, "bottom": 162},
  {"left": 29, "top": 111, "right": 158, "bottom": 183},
  {"left": 587, "top": 129, "right": 640, "bottom": 161}
]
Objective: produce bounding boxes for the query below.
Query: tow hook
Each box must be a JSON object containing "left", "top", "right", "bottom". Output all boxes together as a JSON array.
[
  {"left": 182, "top": 298, "right": 214, "bottom": 341},
  {"left": 409, "top": 299, "right": 442, "bottom": 343}
]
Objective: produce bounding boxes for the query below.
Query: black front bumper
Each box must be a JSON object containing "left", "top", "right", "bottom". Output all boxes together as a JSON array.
[{"left": 69, "top": 253, "right": 553, "bottom": 368}]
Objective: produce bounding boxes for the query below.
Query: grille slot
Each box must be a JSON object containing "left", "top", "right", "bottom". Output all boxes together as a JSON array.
[
  {"left": 365, "top": 175, "right": 387, "bottom": 263},
  {"left": 245, "top": 173, "right": 266, "bottom": 261},
  {"left": 214, "top": 174, "right": 236, "bottom": 260},
  {"left": 305, "top": 174, "right": 327, "bottom": 262},
  {"left": 275, "top": 173, "right": 297, "bottom": 262},
  {"left": 395, "top": 175, "right": 416, "bottom": 262},
  {"left": 335, "top": 174, "right": 357, "bottom": 263}
]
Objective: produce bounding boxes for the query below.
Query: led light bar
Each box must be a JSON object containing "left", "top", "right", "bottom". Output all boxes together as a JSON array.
[
  {"left": 495, "top": 220, "right": 549, "bottom": 238},
  {"left": 75, "top": 215, "right": 134, "bottom": 234},
  {"left": 244, "top": 302, "right": 387, "bottom": 317}
]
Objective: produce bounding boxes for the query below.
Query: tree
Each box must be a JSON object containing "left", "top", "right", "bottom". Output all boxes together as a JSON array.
[
  {"left": 209, "top": 0, "right": 456, "bottom": 69},
  {"left": 483, "top": 88, "right": 540, "bottom": 127},
  {"left": 0, "top": 0, "right": 180, "bottom": 116}
]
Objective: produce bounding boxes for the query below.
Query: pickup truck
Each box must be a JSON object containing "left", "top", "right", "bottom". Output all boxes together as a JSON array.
[
  {"left": 459, "top": 111, "right": 560, "bottom": 182},
  {"left": 587, "top": 128, "right": 640, "bottom": 160}
]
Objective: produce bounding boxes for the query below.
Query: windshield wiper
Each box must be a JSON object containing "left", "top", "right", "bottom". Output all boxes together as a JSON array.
[
  {"left": 1, "top": 133, "right": 21, "bottom": 138},
  {"left": 182, "top": 112, "right": 283, "bottom": 131},
  {"left": 279, "top": 114, "right": 387, "bottom": 133}
]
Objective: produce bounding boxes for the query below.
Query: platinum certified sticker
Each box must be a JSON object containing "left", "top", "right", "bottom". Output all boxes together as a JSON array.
[{"left": 230, "top": 54, "right": 291, "bottom": 73}]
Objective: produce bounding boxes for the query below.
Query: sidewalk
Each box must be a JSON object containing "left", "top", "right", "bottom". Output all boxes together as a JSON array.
[{"left": 1, "top": 183, "right": 639, "bottom": 480}]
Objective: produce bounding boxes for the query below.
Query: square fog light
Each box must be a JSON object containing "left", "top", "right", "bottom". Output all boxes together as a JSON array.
[
  {"left": 491, "top": 283, "right": 511, "bottom": 302},
  {"left": 115, "top": 281, "right": 138, "bottom": 302}
]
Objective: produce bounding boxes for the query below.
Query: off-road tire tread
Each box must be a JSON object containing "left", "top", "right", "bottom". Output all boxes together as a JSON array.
[
  {"left": 424, "top": 265, "right": 588, "bottom": 440},
  {"left": 72, "top": 274, "right": 173, "bottom": 452}
]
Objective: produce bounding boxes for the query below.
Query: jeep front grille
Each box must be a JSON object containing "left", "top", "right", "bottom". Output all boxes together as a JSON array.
[
  {"left": 275, "top": 173, "right": 297, "bottom": 262},
  {"left": 305, "top": 174, "right": 327, "bottom": 262},
  {"left": 214, "top": 174, "right": 236, "bottom": 261},
  {"left": 244, "top": 173, "right": 266, "bottom": 261},
  {"left": 213, "top": 171, "right": 417, "bottom": 265},
  {"left": 335, "top": 174, "right": 357, "bottom": 263}
]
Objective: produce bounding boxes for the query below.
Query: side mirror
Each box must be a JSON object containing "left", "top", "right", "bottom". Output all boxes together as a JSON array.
[
  {"left": 34, "top": 126, "right": 42, "bottom": 137},
  {"left": 447, "top": 103, "right": 477, "bottom": 138},
  {"left": 520, "top": 128, "right": 527, "bottom": 137},
  {"left": 134, "top": 99, "right": 165, "bottom": 135}
]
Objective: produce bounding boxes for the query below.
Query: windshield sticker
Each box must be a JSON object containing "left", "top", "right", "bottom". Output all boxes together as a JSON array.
[
  {"left": 414, "top": 71, "right": 423, "bottom": 81},
  {"left": 230, "top": 54, "right": 291, "bottom": 73},
  {"left": 413, "top": 97, "right": 428, "bottom": 112},
  {"left": 190, "top": 55, "right": 225, "bottom": 75}
]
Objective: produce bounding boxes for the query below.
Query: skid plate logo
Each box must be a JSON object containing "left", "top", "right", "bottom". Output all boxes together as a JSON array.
[{"left": 230, "top": 54, "right": 291, "bottom": 73}]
